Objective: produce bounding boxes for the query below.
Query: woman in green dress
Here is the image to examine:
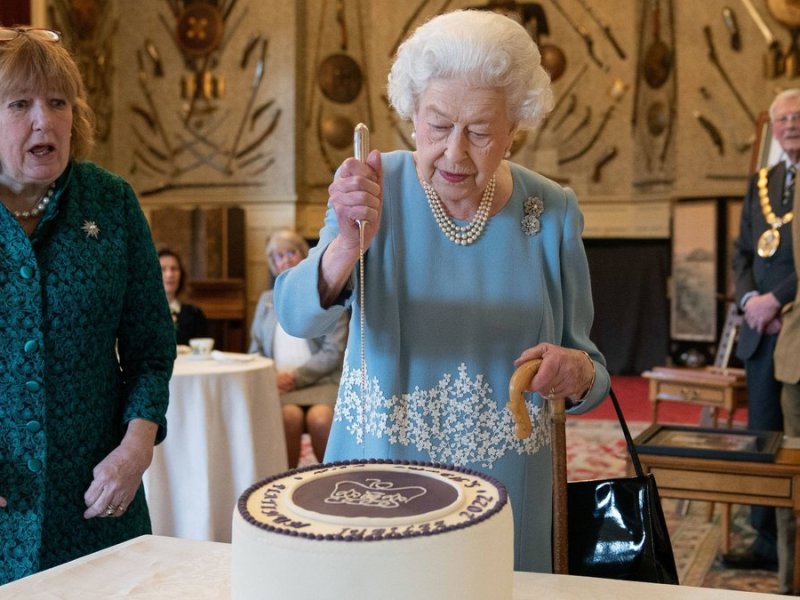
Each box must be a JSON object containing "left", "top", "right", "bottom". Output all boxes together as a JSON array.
[{"left": 0, "top": 27, "right": 175, "bottom": 583}]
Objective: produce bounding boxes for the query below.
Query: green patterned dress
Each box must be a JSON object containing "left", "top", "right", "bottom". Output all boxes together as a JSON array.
[{"left": 0, "top": 161, "right": 175, "bottom": 584}]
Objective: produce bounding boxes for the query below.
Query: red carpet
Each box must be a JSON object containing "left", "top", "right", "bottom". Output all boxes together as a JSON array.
[{"left": 572, "top": 375, "right": 748, "bottom": 426}]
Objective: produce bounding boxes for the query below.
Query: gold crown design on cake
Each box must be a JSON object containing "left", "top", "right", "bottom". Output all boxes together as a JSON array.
[{"left": 325, "top": 478, "right": 427, "bottom": 509}]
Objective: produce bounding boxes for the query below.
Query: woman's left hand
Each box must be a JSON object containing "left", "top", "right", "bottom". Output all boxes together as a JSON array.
[
  {"left": 83, "top": 419, "right": 157, "bottom": 519},
  {"left": 514, "top": 343, "right": 594, "bottom": 401}
]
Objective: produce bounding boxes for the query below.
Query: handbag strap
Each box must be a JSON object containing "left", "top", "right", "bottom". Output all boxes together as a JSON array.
[{"left": 608, "top": 386, "right": 645, "bottom": 478}]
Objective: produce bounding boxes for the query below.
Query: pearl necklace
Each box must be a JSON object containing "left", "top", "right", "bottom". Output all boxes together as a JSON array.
[
  {"left": 420, "top": 176, "right": 496, "bottom": 245},
  {"left": 11, "top": 183, "right": 55, "bottom": 220}
]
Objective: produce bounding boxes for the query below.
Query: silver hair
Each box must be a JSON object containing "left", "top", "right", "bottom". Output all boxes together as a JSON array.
[
  {"left": 770, "top": 89, "right": 800, "bottom": 119},
  {"left": 265, "top": 229, "right": 309, "bottom": 276},
  {"left": 387, "top": 10, "right": 554, "bottom": 131}
]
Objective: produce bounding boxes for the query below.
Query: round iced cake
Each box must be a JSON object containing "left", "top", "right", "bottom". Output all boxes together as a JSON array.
[{"left": 232, "top": 459, "right": 513, "bottom": 600}]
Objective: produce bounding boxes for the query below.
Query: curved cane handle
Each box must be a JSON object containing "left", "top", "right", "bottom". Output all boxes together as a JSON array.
[{"left": 508, "top": 359, "right": 542, "bottom": 439}]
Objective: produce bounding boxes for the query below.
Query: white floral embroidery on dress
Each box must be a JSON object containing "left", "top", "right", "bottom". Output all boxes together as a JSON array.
[{"left": 336, "top": 361, "right": 551, "bottom": 468}]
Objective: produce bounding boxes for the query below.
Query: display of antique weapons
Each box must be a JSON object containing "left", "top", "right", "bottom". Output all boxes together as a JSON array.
[
  {"left": 740, "top": 0, "right": 784, "bottom": 78},
  {"left": 592, "top": 146, "right": 619, "bottom": 182},
  {"left": 694, "top": 111, "right": 725, "bottom": 156},
  {"left": 558, "top": 104, "right": 615, "bottom": 165},
  {"left": 703, "top": 25, "right": 756, "bottom": 123},
  {"left": 574, "top": 0, "right": 627, "bottom": 60},
  {"left": 549, "top": 0, "right": 609, "bottom": 71},
  {"left": 722, "top": 6, "right": 742, "bottom": 51}
]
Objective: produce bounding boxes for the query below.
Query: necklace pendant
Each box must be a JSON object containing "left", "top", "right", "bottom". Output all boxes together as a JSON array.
[{"left": 757, "top": 227, "right": 780, "bottom": 258}]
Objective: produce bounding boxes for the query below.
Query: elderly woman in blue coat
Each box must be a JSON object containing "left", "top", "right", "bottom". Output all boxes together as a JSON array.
[
  {"left": 275, "top": 10, "right": 610, "bottom": 572},
  {"left": 0, "top": 28, "right": 174, "bottom": 583}
]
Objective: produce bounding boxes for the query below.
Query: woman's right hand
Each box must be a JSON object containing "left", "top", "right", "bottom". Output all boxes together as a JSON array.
[
  {"left": 319, "top": 150, "right": 383, "bottom": 304},
  {"left": 328, "top": 150, "right": 383, "bottom": 254}
]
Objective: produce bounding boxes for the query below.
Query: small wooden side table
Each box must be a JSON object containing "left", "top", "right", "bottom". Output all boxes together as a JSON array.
[
  {"left": 634, "top": 444, "right": 800, "bottom": 593},
  {"left": 641, "top": 366, "right": 747, "bottom": 427}
]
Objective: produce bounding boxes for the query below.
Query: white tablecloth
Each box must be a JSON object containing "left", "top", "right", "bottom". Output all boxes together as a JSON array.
[
  {"left": 142, "top": 354, "right": 287, "bottom": 543},
  {"left": 0, "top": 535, "right": 785, "bottom": 600}
]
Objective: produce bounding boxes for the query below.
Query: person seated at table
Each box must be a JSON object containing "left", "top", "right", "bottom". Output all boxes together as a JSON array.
[
  {"left": 158, "top": 247, "right": 210, "bottom": 346},
  {"left": 249, "top": 229, "right": 348, "bottom": 468}
]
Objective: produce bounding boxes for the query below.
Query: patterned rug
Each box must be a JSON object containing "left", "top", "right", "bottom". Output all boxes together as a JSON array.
[{"left": 300, "top": 419, "right": 780, "bottom": 593}]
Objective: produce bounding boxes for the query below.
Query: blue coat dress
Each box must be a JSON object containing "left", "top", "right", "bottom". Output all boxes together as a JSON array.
[
  {"left": 0, "top": 161, "right": 175, "bottom": 583},
  {"left": 274, "top": 151, "right": 610, "bottom": 572}
]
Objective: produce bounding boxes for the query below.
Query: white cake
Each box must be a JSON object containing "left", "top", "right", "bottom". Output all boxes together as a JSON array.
[{"left": 232, "top": 459, "right": 513, "bottom": 600}]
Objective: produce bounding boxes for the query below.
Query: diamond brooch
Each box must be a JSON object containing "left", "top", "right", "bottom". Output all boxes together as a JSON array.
[
  {"left": 522, "top": 196, "right": 544, "bottom": 236},
  {"left": 81, "top": 220, "right": 100, "bottom": 239}
]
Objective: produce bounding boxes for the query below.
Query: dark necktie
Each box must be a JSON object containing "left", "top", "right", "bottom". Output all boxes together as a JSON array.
[{"left": 784, "top": 164, "right": 796, "bottom": 206}]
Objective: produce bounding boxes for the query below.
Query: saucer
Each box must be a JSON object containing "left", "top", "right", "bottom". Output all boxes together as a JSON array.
[{"left": 211, "top": 350, "right": 256, "bottom": 363}]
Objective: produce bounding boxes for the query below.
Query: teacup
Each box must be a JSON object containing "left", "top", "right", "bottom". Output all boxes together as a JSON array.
[{"left": 189, "top": 337, "right": 214, "bottom": 358}]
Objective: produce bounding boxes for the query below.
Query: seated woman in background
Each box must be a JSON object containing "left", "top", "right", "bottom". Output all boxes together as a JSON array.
[
  {"left": 158, "top": 248, "right": 209, "bottom": 346},
  {"left": 250, "top": 229, "right": 348, "bottom": 467}
]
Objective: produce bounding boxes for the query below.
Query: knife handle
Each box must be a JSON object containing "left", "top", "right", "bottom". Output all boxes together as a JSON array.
[{"left": 354, "top": 123, "right": 369, "bottom": 163}]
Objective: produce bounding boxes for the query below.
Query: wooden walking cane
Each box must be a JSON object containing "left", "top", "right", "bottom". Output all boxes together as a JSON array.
[{"left": 509, "top": 360, "right": 569, "bottom": 574}]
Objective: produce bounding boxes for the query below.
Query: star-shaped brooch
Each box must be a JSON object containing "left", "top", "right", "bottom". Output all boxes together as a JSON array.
[
  {"left": 521, "top": 196, "right": 544, "bottom": 236},
  {"left": 81, "top": 220, "right": 100, "bottom": 239}
]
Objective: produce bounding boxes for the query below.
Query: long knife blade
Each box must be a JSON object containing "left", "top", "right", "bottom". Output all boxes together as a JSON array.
[
  {"left": 552, "top": 94, "right": 577, "bottom": 132},
  {"left": 703, "top": 26, "right": 756, "bottom": 123},
  {"left": 694, "top": 111, "right": 725, "bottom": 156},
  {"left": 562, "top": 106, "right": 592, "bottom": 141},
  {"left": 592, "top": 146, "right": 618, "bottom": 182},
  {"left": 574, "top": 0, "right": 626, "bottom": 60},
  {"left": 740, "top": 0, "right": 775, "bottom": 44},
  {"left": 722, "top": 7, "right": 742, "bottom": 52},
  {"left": 558, "top": 104, "right": 615, "bottom": 165},
  {"left": 549, "top": 0, "right": 608, "bottom": 71}
]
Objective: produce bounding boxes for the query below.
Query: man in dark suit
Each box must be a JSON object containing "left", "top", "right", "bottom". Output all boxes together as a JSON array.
[{"left": 728, "top": 89, "right": 800, "bottom": 571}]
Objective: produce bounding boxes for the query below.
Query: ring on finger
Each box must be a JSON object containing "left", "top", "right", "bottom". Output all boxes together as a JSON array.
[{"left": 105, "top": 504, "right": 118, "bottom": 517}]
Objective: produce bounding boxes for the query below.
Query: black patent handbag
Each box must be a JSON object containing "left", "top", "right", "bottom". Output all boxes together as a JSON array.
[{"left": 566, "top": 387, "right": 680, "bottom": 584}]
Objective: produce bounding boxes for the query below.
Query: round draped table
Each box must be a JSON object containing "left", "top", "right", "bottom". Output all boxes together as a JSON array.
[{"left": 143, "top": 353, "right": 288, "bottom": 542}]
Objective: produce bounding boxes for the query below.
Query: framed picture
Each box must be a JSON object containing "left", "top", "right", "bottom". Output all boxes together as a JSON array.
[
  {"left": 634, "top": 424, "right": 782, "bottom": 462},
  {"left": 724, "top": 198, "right": 742, "bottom": 299},
  {"left": 671, "top": 200, "right": 717, "bottom": 341}
]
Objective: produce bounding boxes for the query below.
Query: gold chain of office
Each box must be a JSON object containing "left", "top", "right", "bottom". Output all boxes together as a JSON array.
[{"left": 756, "top": 167, "right": 794, "bottom": 258}]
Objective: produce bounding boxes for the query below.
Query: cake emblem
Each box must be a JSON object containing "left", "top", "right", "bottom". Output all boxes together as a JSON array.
[{"left": 326, "top": 478, "right": 427, "bottom": 509}]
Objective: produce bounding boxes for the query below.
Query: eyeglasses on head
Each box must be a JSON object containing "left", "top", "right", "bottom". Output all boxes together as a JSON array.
[{"left": 0, "top": 27, "right": 62, "bottom": 43}]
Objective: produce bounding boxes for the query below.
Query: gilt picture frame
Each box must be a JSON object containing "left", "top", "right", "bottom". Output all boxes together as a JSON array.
[
  {"left": 634, "top": 424, "right": 782, "bottom": 463},
  {"left": 670, "top": 200, "right": 717, "bottom": 341}
]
